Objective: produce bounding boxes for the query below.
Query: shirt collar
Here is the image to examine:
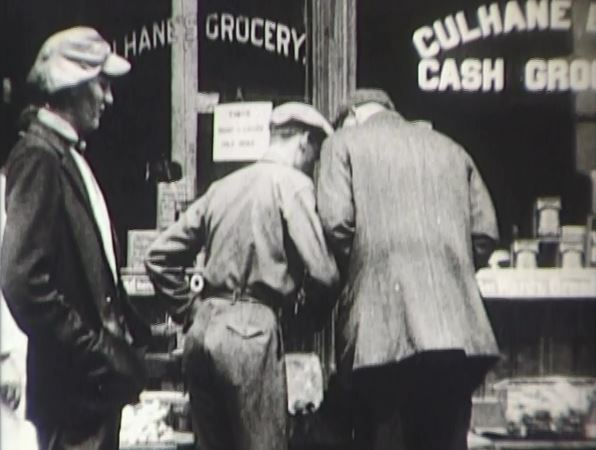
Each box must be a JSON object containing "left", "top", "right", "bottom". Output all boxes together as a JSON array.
[{"left": 37, "top": 108, "right": 79, "bottom": 144}]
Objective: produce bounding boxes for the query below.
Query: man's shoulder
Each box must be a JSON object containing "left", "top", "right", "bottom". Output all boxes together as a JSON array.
[
  {"left": 210, "top": 162, "right": 312, "bottom": 196},
  {"left": 249, "top": 161, "right": 311, "bottom": 182},
  {"left": 255, "top": 162, "right": 314, "bottom": 197},
  {"left": 399, "top": 118, "right": 467, "bottom": 153},
  {"left": 331, "top": 110, "right": 401, "bottom": 142},
  {"left": 6, "top": 130, "right": 62, "bottom": 170},
  {"left": 276, "top": 164, "right": 313, "bottom": 188},
  {"left": 329, "top": 123, "right": 363, "bottom": 142},
  {"left": 214, "top": 162, "right": 279, "bottom": 187}
]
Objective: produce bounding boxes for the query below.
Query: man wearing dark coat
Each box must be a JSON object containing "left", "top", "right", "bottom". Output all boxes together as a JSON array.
[
  {"left": 0, "top": 27, "right": 150, "bottom": 450},
  {"left": 317, "top": 88, "right": 500, "bottom": 450}
]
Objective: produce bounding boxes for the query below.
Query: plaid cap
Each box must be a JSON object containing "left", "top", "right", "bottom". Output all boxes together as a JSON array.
[
  {"left": 335, "top": 88, "right": 395, "bottom": 126},
  {"left": 270, "top": 102, "right": 333, "bottom": 137},
  {"left": 27, "top": 26, "right": 130, "bottom": 93}
]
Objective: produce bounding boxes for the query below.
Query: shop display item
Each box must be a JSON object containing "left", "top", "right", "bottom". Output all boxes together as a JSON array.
[
  {"left": 559, "top": 225, "right": 586, "bottom": 268},
  {"left": 493, "top": 377, "right": 596, "bottom": 439},
  {"left": 488, "top": 250, "right": 511, "bottom": 268},
  {"left": 119, "top": 391, "right": 190, "bottom": 447},
  {"left": 586, "top": 216, "right": 596, "bottom": 267},
  {"left": 512, "top": 240, "right": 539, "bottom": 268},
  {"left": 285, "top": 352, "right": 324, "bottom": 415},
  {"left": 534, "top": 197, "right": 562, "bottom": 238},
  {"left": 470, "top": 397, "right": 508, "bottom": 436}
]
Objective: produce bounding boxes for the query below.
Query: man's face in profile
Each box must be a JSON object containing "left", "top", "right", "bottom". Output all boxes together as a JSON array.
[{"left": 71, "top": 75, "right": 113, "bottom": 133}]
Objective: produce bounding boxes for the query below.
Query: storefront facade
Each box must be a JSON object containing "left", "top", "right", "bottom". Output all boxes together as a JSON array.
[{"left": 2, "top": 0, "right": 596, "bottom": 446}]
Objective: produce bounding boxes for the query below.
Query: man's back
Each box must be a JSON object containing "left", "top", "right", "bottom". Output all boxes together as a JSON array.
[
  {"left": 200, "top": 162, "right": 313, "bottom": 300},
  {"left": 145, "top": 102, "right": 338, "bottom": 450},
  {"left": 344, "top": 111, "right": 476, "bottom": 262},
  {"left": 150, "top": 160, "right": 337, "bottom": 315},
  {"left": 318, "top": 109, "right": 499, "bottom": 372}
]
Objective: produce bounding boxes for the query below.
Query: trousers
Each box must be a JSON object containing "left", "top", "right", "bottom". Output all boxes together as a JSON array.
[
  {"left": 183, "top": 297, "right": 288, "bottom": 450},
  {"left": 350, "top": 350, "right": 494, "bottom": 450},
  {"left": 36, "top": 412, "right": 121, "bottom": 450}
]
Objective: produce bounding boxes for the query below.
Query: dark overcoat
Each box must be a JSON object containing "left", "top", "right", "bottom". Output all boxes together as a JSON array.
[{"left": 0, "top": 119, "right": 150, "bottom": 427}]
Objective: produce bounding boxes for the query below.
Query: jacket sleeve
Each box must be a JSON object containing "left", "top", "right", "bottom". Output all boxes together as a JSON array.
[
  {"left": 283, "top": 182, "right": 339, "bottom": 291},
  {"left": 144, "top": 197, "right": 207, "bottom": 324},
  {"left": 468, "top": 158, "right": 499, "bottom": 240},
  {"left": 316, "top": 134, "right": 355, "bottom": 275},
  {"left": 468, "top": 157, "right": 499, "bottom": 268},
  {"left": 281, "top": 180, "right": 339, "bottom": 325},
  {"left": 0, "top": 148, "right": 103, "bottom": 363}
]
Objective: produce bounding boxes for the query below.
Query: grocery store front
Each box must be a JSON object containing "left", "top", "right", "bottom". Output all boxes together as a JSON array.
[{"left": 2, "top": 0, "right": 596, "bottom": 448}]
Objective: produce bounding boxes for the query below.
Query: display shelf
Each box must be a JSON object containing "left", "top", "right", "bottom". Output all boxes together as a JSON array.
[
  {"left": 493, "top": 440, "right": 596, "bottom": 449},
  {"left": 476, "top": 269, "right": 596, "bottom": 299},
  {"left": 477, "top": 268, "right": 596, "bottom": 441},
  {"left": 120, "top": 432, "right": 193, "bottom": 450},
  {"left": 122, "top": 273, "right": 155, "bottom": 296},
  {"left": 120, "top": 442, "right": 175, "bottom": 450}
]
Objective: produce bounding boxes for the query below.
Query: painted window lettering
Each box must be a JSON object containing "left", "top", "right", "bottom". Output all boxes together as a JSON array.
[
  {"left": 412, "top": 0, "right": 596, "bottom": 93},
  {"left": 205, "top": 13, "right": 306, "bottom": 63}
]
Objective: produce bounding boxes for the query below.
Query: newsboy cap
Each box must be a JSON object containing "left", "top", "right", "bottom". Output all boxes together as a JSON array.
[
  {"left": 335, "top": 88, "right": 395, "bottom": 125},
  {"left": 27, "top": 26, "right": 130, "bottom": 94},
  {"left": 270, "top": 102, "right": 333, "bottom": 137}
]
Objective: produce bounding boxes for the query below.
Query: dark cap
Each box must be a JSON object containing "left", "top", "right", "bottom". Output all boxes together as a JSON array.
[{"left": 335, "top": 88, "right": 395, "bottom": 126}]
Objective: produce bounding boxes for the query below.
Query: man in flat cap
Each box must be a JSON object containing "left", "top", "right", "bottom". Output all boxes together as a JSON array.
[
  {"left": 317, "top": 88, "right": 500, "bottom": 450},
  {"left": 0, "top": 27, "right": 150, "bottom": 450},
  {"left": 145, "top": 102, "right": 339, "bottom": 450}
]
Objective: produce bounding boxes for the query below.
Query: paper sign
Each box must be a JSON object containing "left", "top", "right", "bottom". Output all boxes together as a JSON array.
[
  {"left": 126, "top": 229, "right": 160, "bottom": 268},
  {"left": 156, "top": 181, "right": 189, "bottom": 230},
  {"left": 213, "top": 102, "right": 272, "bottom": 161}
]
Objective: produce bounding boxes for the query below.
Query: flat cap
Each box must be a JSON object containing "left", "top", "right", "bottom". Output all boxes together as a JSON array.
[
  {"left": 335, "top": 88, "right": 395, "bottom": 125},
  {"left": 27, "top": 26, "right": 130, "bottom": 94},
  {"left": 270, "top": 102, "right": 333, "bottom": 137}
]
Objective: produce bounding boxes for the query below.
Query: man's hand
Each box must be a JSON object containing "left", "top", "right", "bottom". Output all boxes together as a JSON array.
[
  {"left": 293, "top": 275, "right": 338, "bottom": 332},
  {"left": 473, "top": 234, "right": 497, "bottom": 270},
  {"left": 87, "top": 329, "right": 147, "bottom": 405},
  {"left": 0, "top": 382, "right": 22, "bottom": 411},
  {"left": 0, "top": 355, "right": 23, "bottom": 411}
]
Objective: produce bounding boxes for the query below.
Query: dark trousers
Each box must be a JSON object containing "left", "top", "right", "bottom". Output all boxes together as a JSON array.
[
  {"left": 184, "top": 299, "right": 288, "bottom": 450},
  {"left": 351, "top": 351, "right": 493, "bottom": 450},
  {"left": 35, "top": 413, "right": 121, "bottom": 450}
]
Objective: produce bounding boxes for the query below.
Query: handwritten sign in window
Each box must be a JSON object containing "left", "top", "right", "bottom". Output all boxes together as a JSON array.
[{"left": 213, "top": 102, "right": 272, "bottom": 161}]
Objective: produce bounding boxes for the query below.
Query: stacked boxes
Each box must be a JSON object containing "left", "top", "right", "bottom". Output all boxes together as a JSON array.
[
  {"left": 559, "top": 225, "right": 586, "bottom": 268},
  {"left": 533, "top": 197, "right": 561, "bottom": 239},
  {"left": 510, "top": 197, "right": 595, "bottom": 269}
]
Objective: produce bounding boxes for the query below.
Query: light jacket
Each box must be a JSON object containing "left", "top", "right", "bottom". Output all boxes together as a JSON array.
[{"left": 317, "top": 110, "right": 500, "bottom": 380}]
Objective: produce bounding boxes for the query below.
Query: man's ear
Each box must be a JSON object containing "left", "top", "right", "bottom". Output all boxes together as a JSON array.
[
  {"left": 351, "top": 106, "right": 361, "bottom": 125},
  {"left": 298, "top": 131, "right": 310, "bottom": 153}
]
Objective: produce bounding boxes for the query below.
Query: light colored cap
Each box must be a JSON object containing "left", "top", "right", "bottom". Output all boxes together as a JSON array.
[
  {"left": 270, "top": 102, "right": 333, "bottom": 137},
  {"left": 27, "top": 26, "right": 130, "bottom": 94}
]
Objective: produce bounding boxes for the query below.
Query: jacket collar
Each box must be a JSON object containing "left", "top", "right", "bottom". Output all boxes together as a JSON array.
[
  {"left": 22, "top": 112, "right": 122, "bottom": 290},
  {"left": 364, "top": 108, "right": 404, "bottom": 125},
  {"left": 26, "top": 111, "right": 96, "bottom": 224},
  {"left": 37, "top": 108, "right": 79, "bottom": 144},
  {"left": 26, "top": 119, "right": 72, "bottom": 158},
  {"left": 27, "top": 108, "right": 90, "bottom": 158}
]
